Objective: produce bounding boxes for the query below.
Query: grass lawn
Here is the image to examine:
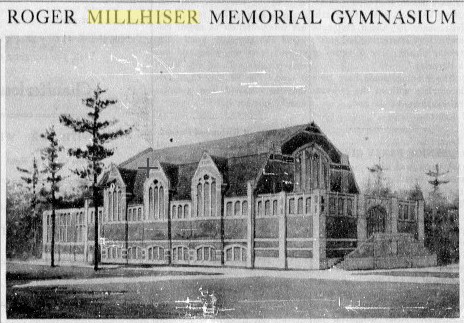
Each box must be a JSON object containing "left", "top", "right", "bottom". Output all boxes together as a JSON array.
[
  {"left": 355, "top": 271, "right": 459, "bottom": 279},
  {"left": 6, "top": 263, "right": 459, "bottom": 319}
]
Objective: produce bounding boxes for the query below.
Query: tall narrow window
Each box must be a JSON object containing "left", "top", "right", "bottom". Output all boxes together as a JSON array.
[
  {"left": 272, "top": 200, "right": 278, "bottom": 215},
  {"left": 204, "top": 182, "right": 210, "bottom": 217},
  {"left": 323, "top": 163, "right": 329, "bottom": 189},
  {"left": 347, "top": 199, "right": 353, "bottom": 216},
  {"left": 184, "top": 205, "right": 189, "bottom": 218},
  {"left": 257, "top": 201, "right": 263, "bottom": 216},
  {"left": 211, "top": 181, "right": 216, "bottom": 217},
  {"left": 172, "top": 205, "right": 177, "bottom": 219},
  {"left": 297, "top": 198, "right": 303, "bottom": 214},
  {"left": 113, "top": 190, "right": 117, "bottom": 221},
  {"left": 117, "top": 190, "right": 122, "bottom": 221},
  {"left": 329, "top": 197, "right": 336, "bottom": 215},
  {"left": 226, "top": 202, "right": 232, "bottom": 216},
  {"left": 108, "top": 192, "right": 113, "bottom": 222},
  {"left": 197, "top": 183, "right": 203, "bottom": 217},
  {"left": 295, "top": 155, "right": 301, "bottom": 191},
  {"left": 138, "top": 208, "right": 142, "bottom": 221},
  {"left": 178, "top": 205, "right": 183, "bottom": 218},
  {"left": 235, "top": 201, "right": 241, "bottom": 216},
  {"left": 159, "top": 187, "right": 164, "bottom": 219},
  {"left": 242, "top": 201, "right": 248, "bottom": 216},
  {"left": 289, "top": 198, "right": 295, "bottom": 214},
  {"left": 265, "top": 200, "right": 270, "bottom": 216},
  {"left": 411, "top": 204, "right": 416, "bottom": 220},
  {"left": 149, "top": 187, "right": 153, "bottom": 220},
  {"left": 306, "top": 197, "right": 311, "bottom": 214},
  {"left": 305, "top": 151, "right": 311, "bottom": 190},
  {"left": 313, "top": 155, "right": 319, "bottom": 189},
  {"left": 338, "top": 198, "right": 344, "bottom": 216},
  {"left": 154, "top": 186, "right": 159, "bottom": 218}
]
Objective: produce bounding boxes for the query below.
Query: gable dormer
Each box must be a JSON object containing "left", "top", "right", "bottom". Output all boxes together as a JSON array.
[
  {"left": 191, "top": 152, "right": 225, "bottom": 218},
  {"left": 102, "top": 164, "right": 127, "bottom": 223},
  {"left": 143, "top": 160, "right": 174, "bottom": 221}
]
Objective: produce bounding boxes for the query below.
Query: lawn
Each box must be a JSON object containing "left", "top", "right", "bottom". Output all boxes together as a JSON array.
[
  {"left": 6, "top": 263, "right": 459, "bottom": 319},
  {"left": 355, "top": 271, "right": 458, "bottom": 279}
]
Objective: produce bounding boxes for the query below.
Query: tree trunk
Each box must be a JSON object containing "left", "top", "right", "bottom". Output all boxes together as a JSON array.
[
  {"left": 94, "top": 181, "right": 99, "bottom": 271},
  {"left": 51, "top": 191, "right": 56, "bottom": 267}
]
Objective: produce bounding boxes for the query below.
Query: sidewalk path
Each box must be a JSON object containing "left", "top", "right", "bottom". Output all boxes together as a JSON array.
[{"left": 9, "top": 260, "right": 459, "bottom": 289}]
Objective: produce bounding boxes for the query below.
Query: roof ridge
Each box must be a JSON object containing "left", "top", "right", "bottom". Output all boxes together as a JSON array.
[{"left": 119, "top": 123, "right": 310, "bottom": 167}]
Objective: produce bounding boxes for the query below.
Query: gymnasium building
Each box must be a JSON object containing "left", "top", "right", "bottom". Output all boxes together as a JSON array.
[{"left": 42, "top": 122, "right": 436, "bottom": 270}]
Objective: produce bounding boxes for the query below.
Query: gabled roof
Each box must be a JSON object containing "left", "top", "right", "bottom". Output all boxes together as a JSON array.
[
  {"left": 224, "top": 153, "right": 270, "bottom": 197},
  {"left": 106, "top": 122, "right": 359, "bottom": 201},
  {"left": 118, "top": 168, "right": 138, "bottom": 194},
  {"left": 119, "top": 123, "right": 307, "bottom": 168},
  {"left": 281, "top": 121, "right": 344, "bottom": 163}
]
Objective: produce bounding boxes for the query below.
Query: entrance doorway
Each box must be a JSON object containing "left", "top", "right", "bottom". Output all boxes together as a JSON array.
[{"left": 367, "top": 205, "right": 387, "bottom": 237}]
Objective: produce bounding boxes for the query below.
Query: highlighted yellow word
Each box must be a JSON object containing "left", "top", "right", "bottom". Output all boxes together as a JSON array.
[{"left": 88, "top": 10, "right": 200, "bottom": 24}]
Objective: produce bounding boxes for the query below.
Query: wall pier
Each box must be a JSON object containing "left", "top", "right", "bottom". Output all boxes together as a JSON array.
[{"left": 246, "top": 181, "right": 255, "bottom": 268}]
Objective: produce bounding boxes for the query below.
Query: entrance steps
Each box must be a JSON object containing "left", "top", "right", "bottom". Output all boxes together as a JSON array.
[{"left": 335, "top": 233, "right": 437, "bottom": 270}]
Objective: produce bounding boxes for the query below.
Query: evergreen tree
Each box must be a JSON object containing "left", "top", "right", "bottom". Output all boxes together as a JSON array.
[
  {"left": 40, "top": 126, "right": 64, "bottom": 267},
  {"left": 16, "top": 157, "right": 40, "bottom": 256},
  {"left": 59, "top": 86, "right": 132, "bottom": 271},
  {"left": 408, "top": 182, "right": 424, "bottom": 201}
]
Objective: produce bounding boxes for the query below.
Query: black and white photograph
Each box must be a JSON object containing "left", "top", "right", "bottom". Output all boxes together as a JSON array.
[{"left": 3, "top": 34, "right": 459, "bottom": 319}]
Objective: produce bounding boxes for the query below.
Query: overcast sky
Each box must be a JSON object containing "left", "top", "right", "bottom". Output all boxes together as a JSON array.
[{"left": 5, "top": 36, "right": 458, "bottom": 198}]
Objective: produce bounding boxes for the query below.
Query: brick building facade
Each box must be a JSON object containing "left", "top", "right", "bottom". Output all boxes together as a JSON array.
[{"left": 42, "top": 122, "right": 436, "bottom": 270}]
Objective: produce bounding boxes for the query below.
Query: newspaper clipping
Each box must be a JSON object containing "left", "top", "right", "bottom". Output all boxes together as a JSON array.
[{"left": 1, "top": 0, "right": 462, "bottom": 321}]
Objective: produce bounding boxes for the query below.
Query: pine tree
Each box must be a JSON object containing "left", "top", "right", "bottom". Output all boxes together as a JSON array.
[
  {"left": 16, "top": 157, "right": 40, "bottom": 256},
  {"left": 59, "top": 86, "right": 132, "bottom": 271},
  {"left": 40, "top": 126, "right": 64, "bottom": 267}
]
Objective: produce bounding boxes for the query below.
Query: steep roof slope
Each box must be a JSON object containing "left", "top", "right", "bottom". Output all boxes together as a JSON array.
[{"left": 119, "top": 124, "right": 307, "bottom": 169}]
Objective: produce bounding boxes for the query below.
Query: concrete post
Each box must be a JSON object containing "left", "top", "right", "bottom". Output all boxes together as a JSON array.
[
  {"left": 278, "top": 191, "right": 287, "bottom": 269},
  {"left": 246, "top": 181, "right": 255, "bottom": 268},
  {"left": 356, "top": 194, "right": 367, "bottom": 243},
  {"left": 417, "top": 200, "right": 425, "bottom": 245}
]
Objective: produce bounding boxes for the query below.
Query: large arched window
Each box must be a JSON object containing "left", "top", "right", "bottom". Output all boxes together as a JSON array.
[
  {"left": 196, "top": 175, "right": 217, "bottom": 217},
  {"left": 107, "top": 183, "right": 124, "bottom": 223},
  {"left": 148, "top": 180, "right": 165, "bottom": 219},
  {"left": 294, "top": 146, "right": 330, "bottom": 192}
]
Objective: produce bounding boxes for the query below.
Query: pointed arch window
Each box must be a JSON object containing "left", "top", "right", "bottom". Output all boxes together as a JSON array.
[
  {"left": 195, "top": 174, "right": 218, "bottom": 218},
  {"left": 294, "top": 147, "right": 329, "bottom": 192},
  {"left": 148, "top": 179, "right": 165, "bottom": 219}
]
